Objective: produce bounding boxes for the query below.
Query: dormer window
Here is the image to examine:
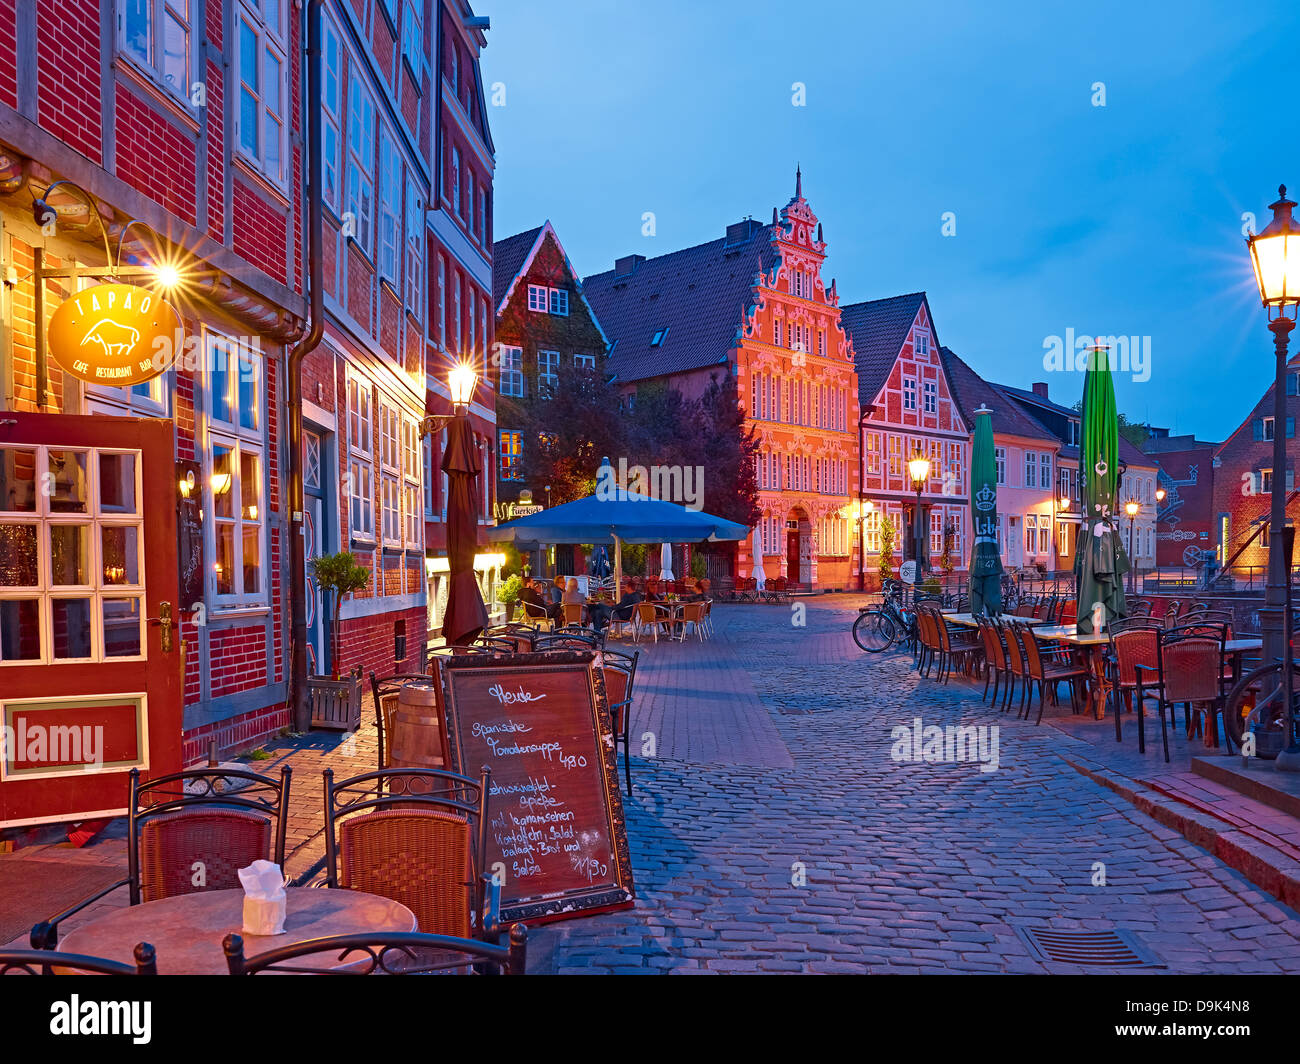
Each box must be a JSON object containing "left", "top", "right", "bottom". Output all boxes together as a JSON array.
[
  {"left": 650, "top": 328, "right": 669, "bottom": 347},
  {"left": 914, "top": 332, "right": 930, "bottom": 358}
]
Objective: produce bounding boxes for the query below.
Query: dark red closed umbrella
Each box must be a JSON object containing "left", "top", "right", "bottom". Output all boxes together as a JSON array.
[{"left": 440, "top": 414, "right": 488, "bottom": 645}]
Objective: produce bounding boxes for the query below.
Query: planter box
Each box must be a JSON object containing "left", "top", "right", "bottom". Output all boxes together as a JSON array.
[{"left": 307, "top": 674, "right": 362, "bottom": 732}]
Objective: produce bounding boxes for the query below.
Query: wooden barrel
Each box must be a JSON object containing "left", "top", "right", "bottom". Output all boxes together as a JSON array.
[{"left": 389, "top": 682, "right": 448, "bottom": 771}]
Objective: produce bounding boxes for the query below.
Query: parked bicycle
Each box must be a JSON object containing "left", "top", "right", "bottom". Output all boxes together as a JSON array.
[{"left": 853, "top": 580, "right": 918, "bottom": 653}]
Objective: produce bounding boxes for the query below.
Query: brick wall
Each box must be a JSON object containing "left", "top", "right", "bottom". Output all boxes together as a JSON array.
[
  {"left": 209, "top": 625, "right": 270, "bottom": 698},
  {"left": 336, "top": 604, "right": 427, "bottom": 680},
  {"left": 113, "top": 84, "right": 197, "bottom": 225},
  {"left": 36, "top": 0, "right": 102, "bottom": 165},
  {"left": 232, "top": 179, "right": 289, "bottom": 284}
]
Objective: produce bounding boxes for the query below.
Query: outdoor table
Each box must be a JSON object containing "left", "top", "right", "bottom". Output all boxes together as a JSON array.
[
  {"left": 1031, "top": 625, "right": 1112, "bottom": 720},
  {"left": 58, "top": 886, "right": 416, "bottom": 975},
  {"left": 945, "top": 613, "right": 1044, "bottom": 629},
  {"left": 655, "top": 602, "right": 685, "bottom": 641}
]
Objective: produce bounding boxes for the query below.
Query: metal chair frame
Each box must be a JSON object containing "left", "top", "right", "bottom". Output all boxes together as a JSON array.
[
  {"left": 222, "top": 925, "right": 527, "bottom": 975},
  {"left": 1, "top": 943, "right": 157, "bottom": 975}
]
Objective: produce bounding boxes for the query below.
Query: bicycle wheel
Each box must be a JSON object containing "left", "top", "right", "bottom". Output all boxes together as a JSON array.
[
  {"left": 1224, "top": 662, "right": 1300, "bottom": 753},
  {"left": 853, "top": 610, "right": 896, "bottom": 653}
]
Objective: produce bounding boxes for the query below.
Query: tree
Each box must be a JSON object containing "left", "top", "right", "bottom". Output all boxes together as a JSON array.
[
  {"left": 691, "top": 374, "right": 761, "bottom": 530},
  {"left": 309, "top": 551, "right": 371, "bottom": 678},
  {"left": 517, "top": 368, "right": 626, "bottom": 504},
  {"left": 878, "top": 516, "right": 896, "bottom": 584}
]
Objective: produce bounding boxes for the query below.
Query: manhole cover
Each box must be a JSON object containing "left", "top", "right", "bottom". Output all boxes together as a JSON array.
[{"left": 1013, "top": 927, "right": 1164, "bottom": 968}]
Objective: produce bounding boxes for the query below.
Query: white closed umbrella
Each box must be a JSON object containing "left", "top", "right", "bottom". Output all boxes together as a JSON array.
[
  {"left": 751, "top": 527, "right": 766, "bottom": 590},
  {"left": 659, "top": 542, "right": 675, "bottom": 580}
]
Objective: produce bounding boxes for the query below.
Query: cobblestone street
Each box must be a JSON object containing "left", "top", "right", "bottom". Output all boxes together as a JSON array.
[{"left": 529, "top": 597, "right": 1300, "bottom": 974}]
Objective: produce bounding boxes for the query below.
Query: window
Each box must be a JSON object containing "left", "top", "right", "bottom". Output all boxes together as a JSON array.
[
  {"left": 773, "top": 320, "right": 783, "bottom": 347},
  {"left": 450, "top": 146, "right": 461, "bottom": 215},
  {"left": 348, "top": 377, "right": 374, "bottom": 540},
  {"left": 923, "top": 380, "right": 937, "bottom": 414},
  {"left": 499, "top": 430, "right": 523, "bottom": 481},
  {"left": 435, "top": 255, "right": 446, "bottom": 349},
  {"left": 1262, "top": 469, "right": 1274, "bottom": 494},
  {"left": 537, "top": 350, "right": 559, "bottom": 398},
  {"left": 818, "top": 330, "right": 826, "bottom": 357},
  {"left": 401, "top": 419, "right": 421, "bottom": 547},
  {"left": 346, "top": 78, "right": 376, "bottom": 251},
  {"left": 650, "top": 328, "right": 668, "bottom": 347},
  {"left": 206, "top": 331, "right": 265, "bottom": 605},
  {"left": 888, "top": 435, "right": 902, "bottom": 477},
  {"left": 404, "top": 176, "right": 424, "bottom": 316},
  {"left": 1068, "top": 420, "right": 1079, "bottom": 446},
  {"left": 479, "top": 189, "right": 488, "bottom": 246},
  {"left": 466, "top": 169, "right": 476, "bottom": 236},
  {"left": 1025, "top": 514, "right": 1038, "bottom": 555},
  {"left": 1058, "top": 522, "right": 1069, "bottom": 557},
  {"left": 236, "top": 0, "right": 287, "bottom": 183},
  {"left": 1264, "top": 417, "right": 1276, "bottom": 441},
  {"left": 1024, "top": 451, "right": 1037, "bottom": 488},
  {"left": 574, "top": 353, "right": 595, "bottom": 371},
  {"left": 321, "top": 13, "right": 342, "bottom": 205},
  {"left": 120, "top": 0, "right": 191, "bottom": 97},
  {"left": 378, "top": 131, "right": 401, "bottom": 282},
  {"left": 401, "top": 0, "right": 422, "bottom": 72},
  {"left": 499, "top": 346, "right": 523, "bottom": 397},
  {"left": 903, "top": 378, "right": 917, "bottom": 411},
  {"left": 914, "top": 332, "right": 929, "bottom": 357},
  {"left": 550, "top": 289, "right": 569, "bottom": 316},
  {"left": 1040, "top": 452, "right": 1051, "bottom": 489},
  {"left": 1038, "top": 518, "right": 1050, "bottom": 556}
]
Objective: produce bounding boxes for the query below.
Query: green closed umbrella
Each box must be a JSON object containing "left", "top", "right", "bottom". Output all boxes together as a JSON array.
[
  {"left": 968, "top": 406, "right": 1004, "bottom": 616},
  {"left": 1075, "top": 346, "right": 1129, "bottom": 633}
]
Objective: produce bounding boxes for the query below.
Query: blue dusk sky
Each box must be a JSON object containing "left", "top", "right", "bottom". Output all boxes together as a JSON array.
[{"left": 481, "top": 0, "right": 1298, "bottom": 442}]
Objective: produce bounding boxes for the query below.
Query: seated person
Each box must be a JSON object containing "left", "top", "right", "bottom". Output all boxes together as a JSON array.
[
  {"left": 611, "top": 583, "right": 644, "bottom": 622},
  {"left": 518, "top": 580, "right": 548, "bottom": 618}
]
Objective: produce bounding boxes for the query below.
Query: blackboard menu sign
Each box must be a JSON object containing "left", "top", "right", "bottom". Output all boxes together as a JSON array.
[{"left": 439, "top": 651, "right": 635, "bottom": 924}]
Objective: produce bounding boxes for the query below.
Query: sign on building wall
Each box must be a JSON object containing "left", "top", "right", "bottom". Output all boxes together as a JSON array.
[{"left": 47, "top": 283, "right": 182, "bottom": 387}]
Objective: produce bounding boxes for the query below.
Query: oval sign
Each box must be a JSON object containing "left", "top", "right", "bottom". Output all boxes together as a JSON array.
[
  {"left": 899, "top": 560, "right": 918, "bottom": 585},
  {"left": 47, "top": 283, "right": 182, "bottom": 387}
]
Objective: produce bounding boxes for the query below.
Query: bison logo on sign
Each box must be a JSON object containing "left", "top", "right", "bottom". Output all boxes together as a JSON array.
[
  {"left": 47, "top": 282, "right": 182, "bottom": 387},
  {"left": 79, "top": 319, "right": 142, "bottom": 362}
]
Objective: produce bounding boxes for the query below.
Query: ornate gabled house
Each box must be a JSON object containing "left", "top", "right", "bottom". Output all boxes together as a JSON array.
[
  {"left": 492, "top": 220, "right": 610, "bottom": 511},
  {"left": 583, "top": 170, "right": 861, "bottom": 589},
  {"left": 841, "top": 293, "right": 969, "bottom": 582}
]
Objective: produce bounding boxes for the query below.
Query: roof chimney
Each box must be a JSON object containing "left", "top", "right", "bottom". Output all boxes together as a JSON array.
[
  {"left": 1032, "top": 382, "right": 1049, "bottom": 399},
  {"left": 614, "top": 254, "right": 645, "bottom": 277}
]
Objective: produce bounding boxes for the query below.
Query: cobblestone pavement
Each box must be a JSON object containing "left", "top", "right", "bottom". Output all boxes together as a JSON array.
[
  {"left": 530, "top": 597, "right": 1300, "bottom": 974},
  {"left": 7, "top": 597, "right": 1300, "bottom": 974}
]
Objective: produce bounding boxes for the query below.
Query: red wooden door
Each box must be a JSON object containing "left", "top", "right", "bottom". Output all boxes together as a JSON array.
[
  {"left": 0, "top": 413, "right": 182, "bottom": 827},
  {"left": 787, "top": 530, "right": 799, "bottom": 582}
]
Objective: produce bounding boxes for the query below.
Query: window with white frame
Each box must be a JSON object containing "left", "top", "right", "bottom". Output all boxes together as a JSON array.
[
  {"left": 773, "top": 320, "right": 783, "bottom": 347},
  {"left": 903, "top": 378, "right": 917, "bottom": 411},
  {"left": 422, "top": 437, "right": 434, "bottom": 516},
  {"left": 1038, "top": 517, "right": 1050, "bottom": 556},
  {"left": 995, "top": 446, "right": 1006, "bottom": 486},
  {"left": 888, "top": 435, "right": 901, "bottom": 477},
  {"left": 527, "top": 284, "right": 547, "bottom": 313},
  {"left": 537, "top": 350, "right": 559, "bottom": 398},
  {"left": 321, "top": 13, "right": 342, "bottom": 206},
  {"left": 923, "top": 380, "right": 937, "bottom": 414},
  {"left": 120, "top": 0, "right": 191, "bottom": 98},
  {"left": 450, "top": 146, "right": 461, "bottom": 215},
  {"left": 499, "top": 430, "right": 523, "bottom": 481},
  {"left": 404, "top": 175, "right": 423, "bottom": 316},
  {"left": 499, "top": 346, "right": 523, "bottom": 397},
  {"left": 378, "top": 131, "right": 401, "bottom": 282},
  {"left": 378, "top": 402, "right": 400, "bottom": 547},
  {"left": 914, "top": 331, "right": 929, "bottom": 357},
  {"left": 401, "top": 0, "right": 422, "bottom": 72},
  {"left": 1025, "top": 514, "right": 1038, "bottom": 555},
  {"left": 1024, "top": 451, "right": 1037, "bottom": 488},
  {"left": 401, "top": 418, "right": 421, "bottom": 547},
  {"left": 346, "top": 77, "right": 376, "bottom": 252},
  {"left": 550, "top": 289, "right": 569, "bottom": 316},
  {"left": 348, "top": 376, "right": 374, "bottom": 541},
  {"left": 466, "top": 169, "right": 476, "bottom": 237},
  {"left": 1040, "top": 452, "right": 1052, "bottom": 490},
  {"left": 206, "top": 330, "right": 265, "bottom": 605},
  {"left": 574, "top": 353, "right": 595, "bottom": 371},
  {"left": 236, "top": 0, "right": 287, "bottom": 183}
]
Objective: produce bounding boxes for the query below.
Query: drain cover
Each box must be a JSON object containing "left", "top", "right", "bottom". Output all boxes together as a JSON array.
[{"left": 1013, "top": 927, "right": 1164, "bottom": 968}]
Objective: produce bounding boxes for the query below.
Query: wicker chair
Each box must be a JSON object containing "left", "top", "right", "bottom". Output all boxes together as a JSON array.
[
  {"left": 561, "top": 602, "right": 585, "bottom": 627},
  {"left": 934, "top": 610, "right": 981, "bottom": 683},
  {"left": 222, "top": 925, "right": 527, "bottom": 975},
  {"left": 633, "top": 601, "right": 670, "bottom": 643},
  {"left": 999, "top": 618, "right": 1029, "bottom": 715},
  {"left": 323, "top": 767, "right": 496, "bottom": 941},
  {"left": 680, "top": 601, "right": 707, "bottom": 641},
  {"left": 31, "top": 765, "right": 292, "bottom": 950},
  {"left": 1135, "top": 628, "right": 1230, "bottom": 761},
  {"left": 1, "top": 943, "right": 157, "bottom": 975},
  {"left": 1106, "top": 626, "right": 1162, "bottom": 742},
  {"left": 977, "top": 618, "right": 1009, "bottom": 705},
  {"left": 602, "top": 649, "right": 639, "bottom": 797},
  {"left": 1015, "top": 625, "right": 1088, "bottom": 724},
  {"left": 369, "top": 672, "right": 434, "bottom": 770},
  {"left": 914, "top": 605, "right": 939, "bottom": 677}
]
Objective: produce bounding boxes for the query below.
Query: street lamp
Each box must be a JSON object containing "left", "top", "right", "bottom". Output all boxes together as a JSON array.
[
  {"left": 1247, "top": 184, "right": 1300, "bottom": 770},
  {"left": 1125, "top": 499, "right": 1139, "bottom": 595},
  {"left": 908, "top": 452, "right": 931, "bottom": 582},
  {"left": 421, "top": 362, "right": 480, "bottom": 435}
]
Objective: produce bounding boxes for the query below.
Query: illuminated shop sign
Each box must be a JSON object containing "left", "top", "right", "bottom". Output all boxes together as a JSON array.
[{"left": 47, "top": 283, "right": 182, "bottom": 386}]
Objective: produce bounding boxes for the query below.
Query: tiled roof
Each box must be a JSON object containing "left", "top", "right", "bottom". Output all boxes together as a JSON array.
[
  {"left": 1000, "top": 383, "right": 1157, "bottom": 468},
  {"left": 998, "top": 383, "right": 1077, "bottom": 420},
  {"left": 938, "top": 348, "right": 1058, "bottom": 444},
  {"left": 839, "top": 293, "right": 929, "bottom": 406},
  {"left": 492, "top": 225, "right": 544, "bottom": 310},
  {"left": 582, "top": 222, "right": 778, "bottom": 384}
]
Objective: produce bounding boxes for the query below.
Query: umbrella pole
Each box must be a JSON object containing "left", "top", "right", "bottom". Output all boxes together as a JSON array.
[{"left": 614, "top": 534, "right": 623, "bottom": 604}]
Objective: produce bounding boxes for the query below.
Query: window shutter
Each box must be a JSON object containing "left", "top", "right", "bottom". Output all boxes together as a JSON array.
[
  {"left": 1289, "top": 417, "right": 1295, "bottom": 439},
  {"left": 1254, "top": 419, "right": 1263, "bottom": 441},
  {"left": 1289, "top": 374, "right": 1298, "bottom": 396}
]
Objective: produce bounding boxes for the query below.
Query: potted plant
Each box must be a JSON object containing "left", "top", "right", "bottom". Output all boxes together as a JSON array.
[
  {"left": 306, "top": 551, "right": 371, "bottom": 731},
  {"left": 498, "top": 573, "right": 525, "bottom": 621}
]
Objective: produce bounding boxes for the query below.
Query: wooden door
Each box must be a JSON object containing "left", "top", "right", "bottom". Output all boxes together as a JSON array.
[
  {"left": 787, "top": 529, "right": 799, "bottom": 582},
  {"left": 0, "top": 413, "right": 182, "bottom": 827}
]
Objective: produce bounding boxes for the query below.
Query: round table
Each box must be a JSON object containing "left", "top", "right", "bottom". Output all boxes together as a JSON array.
[{"left": 58, "top": 887, "right": 416, "bottom": 975}]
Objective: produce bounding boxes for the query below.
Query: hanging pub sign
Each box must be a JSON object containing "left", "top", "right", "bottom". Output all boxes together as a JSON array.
[{"left": 47, "top": 283, "right": 182, "bottom": 387}]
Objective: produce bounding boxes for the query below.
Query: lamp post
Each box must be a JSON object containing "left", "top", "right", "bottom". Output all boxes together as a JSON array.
[
  {"left": 1125, "top": 499, "right": 1139, "bottom": 595},
  {"left": 1247, "top": 184, "right": 1300, "bottom": 769},
  {"left": 908, "top": 452, "right": 931, "bottom": 584}
]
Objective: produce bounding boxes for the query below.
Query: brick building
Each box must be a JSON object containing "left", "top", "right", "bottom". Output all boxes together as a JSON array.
[
  {"left": 0, "top": 0, "right": 494, "bottom": 805},
  {"left": 584, "top": 171, "right": 861, "bottom": 589},
  {"left": 1209, "top": 354, "right": 1300, "bottom": 579},
  {"left": 491, "top": 220, "right": 609, "bottom": 519},
  {"left": 1140, "top": 429, "right": 1219, "bottom": 569},
  {"left": 841, "top": 293, "right": 967, "bottom": 585}
]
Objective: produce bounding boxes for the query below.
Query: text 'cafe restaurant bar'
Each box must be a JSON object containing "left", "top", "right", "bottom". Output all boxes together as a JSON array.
[{"left": 0, "top": 137, "right": 313, "bottom": 831}]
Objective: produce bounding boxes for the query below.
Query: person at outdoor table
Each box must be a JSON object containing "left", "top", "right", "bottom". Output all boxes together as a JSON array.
[
  {"left": 519, "top": 580, "right": 547, "bottom": 613},
  {"left": 610, "top": 581, "right": 644, "bottom": 625},
  {"left": 543, "top": 575, "right": 565, "bottom": 621},
  {"left": 561, "top": 577, "right": 587, "bottom": 624}
]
